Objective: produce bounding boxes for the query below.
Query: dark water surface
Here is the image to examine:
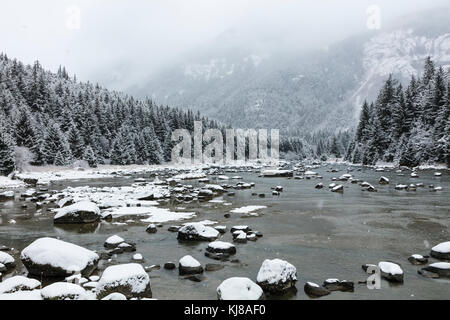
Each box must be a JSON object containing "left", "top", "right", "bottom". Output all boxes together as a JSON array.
[{"left": 1, "top": 165, "right": 449, "bottom": 299}]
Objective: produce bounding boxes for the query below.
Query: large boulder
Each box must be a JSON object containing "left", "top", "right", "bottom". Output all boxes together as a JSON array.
[
  {"left": 41, "top": 282, "right": 88, "bottom": 300},
  {"left": 21, "top": 237, "right": 99, "bottom": 277},
  {"left": 206, "top": 241, "right": 236, "bottom": 255},
  {"left": 256, "top": 259, "right": 297, "bottom": 294},
  {"left": 430, "top": 241, "right": 450, "bottom": 260},
  {"left": 53, "top": 201, "right": 101, "bottom": 224},
  {"left": 96, "top": 263, "right": 152, "bottom": 299},
  {"left": 179, "top": 255, "right": 203, "bottom": 275},
  {"left": 177, "top": 223, "right": 219, "bottom": 242},
  {"left": 0, "top": 251, "right": 16, "bottom": 270},
  {"left": 378, "top": 261, "right": 404, "bottom": 283},
  {"left": 217, "top": 277, "right": 264, "bottom": 300},
  {"left": 0, "top": 276, "right": 41, "bottom": 294}
]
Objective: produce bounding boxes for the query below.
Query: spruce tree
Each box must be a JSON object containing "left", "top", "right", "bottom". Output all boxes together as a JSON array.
[
  {"left": 0, "top": 129, "right": 15, "bottom": 176},
  {"left": 83, "top": 145, "right": 98, "bottom": 168}
]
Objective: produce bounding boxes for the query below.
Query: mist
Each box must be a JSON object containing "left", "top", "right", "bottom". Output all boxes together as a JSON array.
[{"left": 1, "top": 0, "right": 448, "bottom": 90}]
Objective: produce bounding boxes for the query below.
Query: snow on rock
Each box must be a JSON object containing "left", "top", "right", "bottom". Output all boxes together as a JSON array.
[
  {"left": 172, "top": 171, "right": 206, "bottom": 180},
  {"left": 104, "top": 235, "right": 125, "bottom": 249},
  {"left": 378, "top": 261, "right": 403, "bottom": 282},
  {"left": 0, "top": 190, "right": 15, "bottom": 201},
  {"left": 261, "top": 170, "right": 293, "bottom": 177},
  {"left": 408, "top": 254, "right": 428, "bottom": 265},
  {"left": 40, "top": 282, "right": 88, "bottom": 300},
  {"left": 0, "top": 289, "right": 43, "bottom": 300},
  {"left": 0, "top": 276, "right": 41, "bottom": 294},
  {"left": 101, "top": 292, "right": 127, "bottom": 300},
  {"left": 21, "top": 237, "right": 99, "bottom": 277},
  {"left": 230, "top": 206, "right": 267, "bottom": 215},
  {"left": 430, "top": 241, "right": 450, "bottom": 260},
  {"left": 217, "top": 277, "right": 264, "bottom": 300},
  {"left": 256, "top": 258, "right": 297, "bottom": 294},
  {"left": 0, "top": 251, "right": 16, "bottom": 269},
  {"left": 379, "top": 176, "right": 389, "bottom": 184},
  {"left": 53, "top": 201, "right": 101, "bottom": 224},
  {"left": 96, "top": 263, "right": 152, "bottom": 299},
  {"left": 304, "top": 282, "right": 330, "bottom": 297},
  {"left": 0, "top": 176, "right": 25, "bottom": 190},
  {"left": 132, "top": 253, "right": 143, "bottom": 261},
  {"left": 422, "top": 262, "right": 450, "bottom": 278},
  {"left": 331, "top": 184, "right": 344, "bottom": 193},
  {"left": 323, "top": 279, "right": 354, "bottom": 292},
  {"left": 177, "top": 223, "right": 219, "bottom": 242},
  {"left": 137, "top": 207, "right": 196, "bottom": 223},
  {"left": 206, "top": 241, "right": 236, "bottom": 255},
  {"left": 179, "top": 255, "right": 203, "bottom": 275}
]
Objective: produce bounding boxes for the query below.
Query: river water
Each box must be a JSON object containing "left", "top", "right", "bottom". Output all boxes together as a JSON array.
[{"left": 1, "top": 165, "right": 449, "bottom": 299}]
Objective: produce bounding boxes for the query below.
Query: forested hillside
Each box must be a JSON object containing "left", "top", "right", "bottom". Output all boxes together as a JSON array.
[
  {"left": 0, "top": 53, "right": 223, "bottom": 175},
  {"left": 346, "top": 57, "right": 450, "bottom": 167}
]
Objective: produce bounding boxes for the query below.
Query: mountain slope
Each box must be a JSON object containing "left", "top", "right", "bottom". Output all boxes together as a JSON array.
[{"left": 130, "top": 8, "right": 450, "bottom": 135}]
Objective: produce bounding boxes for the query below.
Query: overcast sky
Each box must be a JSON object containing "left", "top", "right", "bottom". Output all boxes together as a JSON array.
[{"left": 1, "top": 0, "right": 449, "bottom": 89}]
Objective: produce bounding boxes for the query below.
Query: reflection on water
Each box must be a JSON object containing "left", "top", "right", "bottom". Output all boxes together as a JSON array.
[{"left": 0, "top": 165, "right": 449, "bottom": 300}]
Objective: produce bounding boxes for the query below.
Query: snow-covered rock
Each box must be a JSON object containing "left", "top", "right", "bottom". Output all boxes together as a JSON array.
[
  {"left": 233, "top": 231, "right": 247, "bottom": 243},
  {"left": 0, "top": 289, "right": 42, "bottom": 300},
  {"left": 230, "top": 206, "right": 266, "bottom": 215},
  {"left": 331, "top": 184, "right": 344, "bottom": 193},
  {"left": 378, "top": 261, "right": 403, "bottom": 282},
  {"left": 304, "top": 282, "right": 330, "bottom": 297},
  {"left": 132, "top": 253, "right": 143, "bottom": 261},
  {"left": 0, "top": 251, "right": 15, "bottom": 270},
  {"left": 96, "top": 263, "right": 152, "bottom": 299},
  {"left": 101, "top": 292, "right": 127, "bottom": 300},
  {"left": 206, "top": 241, "right": 236, "bottom": 255},
  {"left": 430, "top": 241, "right": 450, "bottom": 260},
  {"left": 0, "top": 276, "right": 41, "bottom": 294},
  {"left": 261, "top": 170, "right": 293, "bottom": 177},
  {"left": 146, "top": 224, "right": 157, "bottom": 233},
  {"left": 379, "top": 176, "right": 389, "bottom": 185},
  {"left": 256, "top": 259, "right": 297, "bottom": 294},
  {"left": 422, "top": 262, "right": 450, "bottom": 278},
  {"left": 408, "top": 254, "right": 428, "bottom": 265},
  {"left": 21, "top": 237, "right": 99, "bottom": 277},
  {"left": 179, "top": 255, "right": 203, "bottom": 275},
  {"left": 40, "top": 282, "right": 88, "bottom": 300},
  {"left": 53, "top": 201, "right": 101, "bottom": 224},
  {"left": 177, "top": 223, "right": 219, "bottom": 242},
  {"left": 0, "top": 190, "right": 15, "bottom": 201},
  {"left": 323, "top": 278, "right": 354, "bottom": 292},
  {"left": 104, "top": 235, "right": 125, "bottom": 249},
  {"left": 217, "top": 277, "right": 264, "bottom": 300}
]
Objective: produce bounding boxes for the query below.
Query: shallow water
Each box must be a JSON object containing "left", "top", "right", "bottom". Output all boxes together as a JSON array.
[{"left": 1, "top": 165, "right": 449, "bottom": 300}]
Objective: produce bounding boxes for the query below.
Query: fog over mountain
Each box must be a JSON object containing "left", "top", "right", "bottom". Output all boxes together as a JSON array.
[{"left": 128, "top": 6, "right": 450, "bottom": 136}]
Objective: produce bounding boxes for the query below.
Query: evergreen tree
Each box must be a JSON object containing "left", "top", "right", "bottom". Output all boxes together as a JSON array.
[
  {"left": 0, "top": 129, "right": 15, "bottom": 176},
  {"left": 83, "top": 145, "right": 98, "bottom": 168}
]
